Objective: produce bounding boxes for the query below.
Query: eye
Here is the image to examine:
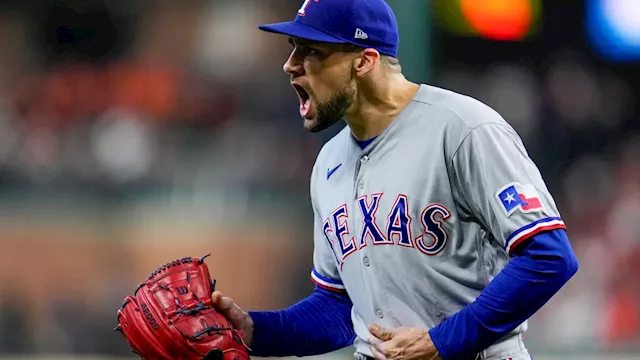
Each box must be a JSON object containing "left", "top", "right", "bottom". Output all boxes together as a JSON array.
[
  {"left": 301, "top": 46, "right": 321, "bottom": 58},
  {"left": 288, "top": 41, "right": 323, "bottom": 59}
]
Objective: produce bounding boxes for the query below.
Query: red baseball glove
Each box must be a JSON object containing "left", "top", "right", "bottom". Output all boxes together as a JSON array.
[{"left": 115, "top": 255, "right": 250, "bottom": 360}]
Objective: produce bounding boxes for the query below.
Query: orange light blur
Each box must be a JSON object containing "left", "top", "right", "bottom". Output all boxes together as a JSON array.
[{"left": 460, "top": 0, "right": 533, "bottom": 41}]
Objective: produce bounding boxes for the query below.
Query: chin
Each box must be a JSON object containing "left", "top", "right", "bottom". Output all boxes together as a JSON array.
[
  {"left": 303, "top": 118, "right": 320, "bottom": 133},
  {"left": 303, "top": 116, "right": 341, "bottom": 133},
  {"left": 302, "top": 116, "right": 328, "bottom": 133}
]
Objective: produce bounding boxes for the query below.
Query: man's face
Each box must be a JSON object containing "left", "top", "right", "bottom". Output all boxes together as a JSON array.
[{"left": 283, "top": 37, "right": 357, "bottom": 133}]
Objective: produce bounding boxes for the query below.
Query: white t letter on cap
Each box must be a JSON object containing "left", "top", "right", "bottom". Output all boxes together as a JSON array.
[{"left": 298, "top": 0, "right": 314, "bottom": 16}]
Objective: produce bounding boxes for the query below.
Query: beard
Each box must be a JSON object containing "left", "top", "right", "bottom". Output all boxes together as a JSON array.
[{"left": 304, "top": 84, "right": 355, "bottom": 133}]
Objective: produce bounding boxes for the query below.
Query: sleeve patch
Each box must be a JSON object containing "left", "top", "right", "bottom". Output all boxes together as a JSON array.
[{"left": 496, "top": 182, "right": 545, "bottom": 217}]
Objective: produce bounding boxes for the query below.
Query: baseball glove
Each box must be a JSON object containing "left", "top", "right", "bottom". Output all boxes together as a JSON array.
[{"left": 115, "top": 254, "right": 250, "bottom": 360}]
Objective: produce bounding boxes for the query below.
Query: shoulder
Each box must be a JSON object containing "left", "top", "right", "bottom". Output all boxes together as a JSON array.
[
  {"left": 413, "top": 84, "right": 511, "bottom": 130},
  {"left": 410, "top": 84, "right": 521, "bottom": 155}
]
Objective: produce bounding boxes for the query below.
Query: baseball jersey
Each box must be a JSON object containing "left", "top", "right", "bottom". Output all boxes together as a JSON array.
[{"left": 308, "top": 84, "right": 566, "bottom": 357}]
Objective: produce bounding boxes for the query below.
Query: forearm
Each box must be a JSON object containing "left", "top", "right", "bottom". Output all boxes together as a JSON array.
[
  {"left": 429, "top": 229, "right": 579, "bottom": 359},
  {"left": 247, "top": 286, "right": 356, "bottom": 357}
]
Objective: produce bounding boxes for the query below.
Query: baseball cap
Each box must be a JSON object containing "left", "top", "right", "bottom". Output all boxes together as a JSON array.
[{"left": 258, "top": 0, "right": 399, "bottom": 58}]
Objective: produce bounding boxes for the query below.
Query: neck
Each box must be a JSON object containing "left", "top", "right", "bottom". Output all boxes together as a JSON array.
[{"left": 344, "top": 74, "right": 420, "bottom": 141}]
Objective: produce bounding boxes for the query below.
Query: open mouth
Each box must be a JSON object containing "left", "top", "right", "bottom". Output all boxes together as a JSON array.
[{"left": 292, "top": 84, "right": 312, "bottom": 118}]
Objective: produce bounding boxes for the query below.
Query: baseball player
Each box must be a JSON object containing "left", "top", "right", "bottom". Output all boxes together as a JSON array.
[{"left": 211, "top": 1, "right": 579, "bottom": 359}]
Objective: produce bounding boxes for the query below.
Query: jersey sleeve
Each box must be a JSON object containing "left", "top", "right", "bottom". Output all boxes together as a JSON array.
[
  {"left": 309, "top": 160, "right": 345, "bottom": 292},
  {"left": 450, "top": 122, "right": 566, "bottom": 255}
]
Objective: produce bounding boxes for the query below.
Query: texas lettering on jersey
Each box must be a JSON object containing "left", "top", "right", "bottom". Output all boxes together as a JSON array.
[{"left": 322, "top": 193, "right": 452, "bottom": 268}]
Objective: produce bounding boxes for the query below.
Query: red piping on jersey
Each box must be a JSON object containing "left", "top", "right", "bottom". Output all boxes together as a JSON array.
[
  {"left": 509, "top": 223, "right": 566, "bottom": 255},
  {"left": 311, "top": 277, "right": 346, "bottom": 293}
]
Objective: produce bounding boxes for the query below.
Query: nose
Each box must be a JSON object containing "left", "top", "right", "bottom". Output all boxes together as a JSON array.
[{"left": 283, "top": 49, "right": 304, "bottom": 76}]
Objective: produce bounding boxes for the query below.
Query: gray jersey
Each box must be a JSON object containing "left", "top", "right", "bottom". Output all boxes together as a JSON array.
[{"left": 309, "top": 84, "right": 566, "bottom": 358}]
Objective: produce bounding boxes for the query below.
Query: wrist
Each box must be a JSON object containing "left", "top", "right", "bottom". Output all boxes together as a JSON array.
[
  {"left": 428, "top": 326, "right": 448, "bottom": 360},
  {"left": 425, "top": 331, "right": 443, "bottom": 360}
]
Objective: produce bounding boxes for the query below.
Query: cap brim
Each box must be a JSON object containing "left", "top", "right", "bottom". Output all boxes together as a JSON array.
[{"left": 258, "top": 21, "right": 346, "bottom": 44}]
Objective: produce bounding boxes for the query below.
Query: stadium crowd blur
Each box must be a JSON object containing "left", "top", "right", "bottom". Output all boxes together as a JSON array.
[{"left": 0, "top": 0, "right": 638, "bottom": 357}]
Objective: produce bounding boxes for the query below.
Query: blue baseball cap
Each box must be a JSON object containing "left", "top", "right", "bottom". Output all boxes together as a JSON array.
[{"left": 258, "top": 0, "right": 399, "bottom": 58}]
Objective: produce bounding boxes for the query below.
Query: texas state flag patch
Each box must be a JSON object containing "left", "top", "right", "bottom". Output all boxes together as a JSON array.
[{"left": 496, "top": 183, "right": 545, "bottom": 216}]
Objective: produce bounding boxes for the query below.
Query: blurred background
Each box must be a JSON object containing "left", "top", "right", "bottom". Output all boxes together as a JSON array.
[{"left": 0, "top": 0, "right": 637, "bottom": 359}]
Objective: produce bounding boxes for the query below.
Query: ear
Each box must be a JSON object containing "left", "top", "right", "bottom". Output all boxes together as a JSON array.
[{"left": 353, "top": 48, "right": 380, "bottom": 77}]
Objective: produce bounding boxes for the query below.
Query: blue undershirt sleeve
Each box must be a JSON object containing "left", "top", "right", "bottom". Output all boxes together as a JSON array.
[
  {"left": 247, "top": 285, "right": 356, "bottom": 357},
  {"left": 429, "top": 228, "right": 579, "bottom": 360}
]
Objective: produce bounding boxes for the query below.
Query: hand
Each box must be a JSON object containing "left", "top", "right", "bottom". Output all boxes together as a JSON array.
[
  {"left": 211, "top": 291, "right": 254, "bottom": 346},
  {"left": 368, "top": 324, "right": 442, "bottom": 360}
]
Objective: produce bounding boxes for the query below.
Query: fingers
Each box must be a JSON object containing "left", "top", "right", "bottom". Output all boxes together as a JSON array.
[
  {"left": 211, "top": 291, "right": 223, "bottom": 306},
  {"left": 211, "top": 291, "right": 246, "bottom": 330},
  {"left": 212, "top": 291, "right": 234, "bottom": 312},
  {"left": 370, "top": 344, "right": 388, "bottom": 360},
  {"left": 368, "top": 324, "right": 395, "bottom": 341},
  {"left": 368, "top": 327, "right": 389, "bottom": 360}
]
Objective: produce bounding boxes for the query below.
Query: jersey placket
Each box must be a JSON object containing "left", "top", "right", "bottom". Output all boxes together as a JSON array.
[{"left": 352, "top": 146, "right": 394, "bottom": 324}]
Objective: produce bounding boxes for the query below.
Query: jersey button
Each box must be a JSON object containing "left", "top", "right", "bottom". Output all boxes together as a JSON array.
[
  {"left": 363, "top": 256, "right": 370, "bottom": 266},
  {"left": 360, "top": 155, "right": 369, "bottom": 164},
  {"left": 375, "top": 309, "right": 384, "bottom": 318},
  {"left": 358, "top": 181, "right": 364, "bottom": 189}
]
